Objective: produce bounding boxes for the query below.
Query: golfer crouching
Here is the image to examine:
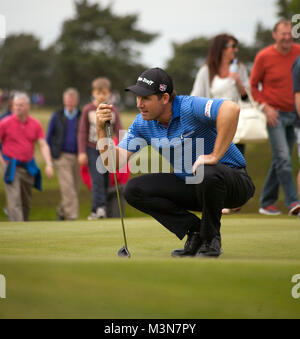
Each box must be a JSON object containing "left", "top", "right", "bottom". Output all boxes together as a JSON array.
[{"left": 96, "top": 68, "right": 255, "bottom": 258}]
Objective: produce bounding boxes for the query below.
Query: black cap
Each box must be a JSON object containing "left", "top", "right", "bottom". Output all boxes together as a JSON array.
[{"left": 125, "top": 67, "right": 173, "bottom": 97}]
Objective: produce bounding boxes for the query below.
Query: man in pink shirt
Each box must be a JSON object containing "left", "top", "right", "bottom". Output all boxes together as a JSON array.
[{"left": 0, "top": 92, "right": 54, "bottom": 221}]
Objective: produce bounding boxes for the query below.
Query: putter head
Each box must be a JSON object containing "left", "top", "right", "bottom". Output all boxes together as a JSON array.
[{"left": 118, "top": 245, "right": 131, "bottom": 258}]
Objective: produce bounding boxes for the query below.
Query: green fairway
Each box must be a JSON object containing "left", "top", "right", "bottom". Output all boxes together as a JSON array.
[{"left": 0, "top": 216, "right": 300, "bottom": 319}]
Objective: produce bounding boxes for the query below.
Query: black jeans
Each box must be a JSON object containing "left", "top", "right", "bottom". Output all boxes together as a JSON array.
[{"left": 124, "top": 164, "right": 255, "bottom": 241}]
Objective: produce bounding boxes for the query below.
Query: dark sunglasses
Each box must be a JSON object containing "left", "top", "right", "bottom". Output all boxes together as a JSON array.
[{"left": 226, "top": 43, "right": 238, "bottom": 49}]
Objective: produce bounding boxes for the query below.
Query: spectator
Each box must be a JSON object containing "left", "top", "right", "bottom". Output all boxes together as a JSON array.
[
  {"left": 46, "top": 88, "right": 81, "bottom": 221},
  {"left": 292, "top": 55, "right": 300, "bottom": 205},
  {"left": 191, "top": 34, "right": 249, "bottom": 153},
  {"left": 78, "top": 77, "right": 123, "bottom": 220},
  {"left": 250, "top": 19, "right": 300, "bottom": 216},
  {"left": 191, "top": 33, "right": 249, "bottom": 214},
  {"left": 0, "top": 92, "right": 54, "bottom": 221}
]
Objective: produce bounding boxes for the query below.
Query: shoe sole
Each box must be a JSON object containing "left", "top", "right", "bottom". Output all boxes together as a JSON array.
[
  {"left": 258, "top": 208, "right": 281, "bottom": 216},
  {"left": 171, "top": 254, "right": 195, "bottom": 258},
  {"left": 171, "top": 250, "right": 197, "bottom": 258},
  {"left": 196, "top": 252, "right": 222, "bottom": 258},
  {"left": 195, "top": 247, "right": 223, "bottom": 258}
]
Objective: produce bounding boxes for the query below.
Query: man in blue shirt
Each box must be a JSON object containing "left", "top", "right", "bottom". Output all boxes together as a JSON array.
[
  {"left": 46, "top": 88, "right": 81, "bottom": 221},
  {"left": 96, "top": 68, "right": 255, "bottom": 257}
]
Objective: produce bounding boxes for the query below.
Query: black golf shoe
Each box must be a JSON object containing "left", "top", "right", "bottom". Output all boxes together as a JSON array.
[
  {"left": 195, "top": 236, "right": 223, "bottom": 258},
  {"left": 171, "top": 231, "right": 202, "bottom": 257}
]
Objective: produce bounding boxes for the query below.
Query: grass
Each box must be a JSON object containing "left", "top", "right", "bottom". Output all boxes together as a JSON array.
[{"left": 0, "top": 216, "right": 300, "bottom": 319}]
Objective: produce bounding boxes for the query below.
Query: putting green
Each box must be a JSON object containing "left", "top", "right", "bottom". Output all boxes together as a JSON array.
[{"left": 0, "top": 216, "right": 300, "bottom": 319}]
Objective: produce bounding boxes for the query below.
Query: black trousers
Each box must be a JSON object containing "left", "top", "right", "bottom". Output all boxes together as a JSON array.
[{"left": 124, "top": 164, "right": 255, "bottom": 241}]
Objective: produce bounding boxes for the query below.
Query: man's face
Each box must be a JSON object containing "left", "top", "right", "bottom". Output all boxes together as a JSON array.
[
  {"left": 136, "top": 94, "right": 165, "bottom": 121},
  {"left": 13, "top": 97, "right": 30, "bottom": 118},
  {"left": 63, "top": 94, "right": 78, "bottom": 113},
  {"left": 273, "top": 23, "right": 293, "bottom": 51}
]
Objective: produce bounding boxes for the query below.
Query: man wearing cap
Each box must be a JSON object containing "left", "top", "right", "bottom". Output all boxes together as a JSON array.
[{"left": 96, "top": 67, "right": 255, "bottom": 258}]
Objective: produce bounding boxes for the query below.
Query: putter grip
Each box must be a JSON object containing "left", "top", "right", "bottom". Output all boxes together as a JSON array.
[{"left": 105, "top": 121, "right": 112, "bottom": 138}]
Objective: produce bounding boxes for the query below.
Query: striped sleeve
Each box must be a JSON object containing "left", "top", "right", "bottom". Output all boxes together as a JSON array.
[
  {"left": 190, "top": 96, "right": 224, "bottom": 122},
  {"left": 118, "top": 117, "right": 148, "bottom": 153}
]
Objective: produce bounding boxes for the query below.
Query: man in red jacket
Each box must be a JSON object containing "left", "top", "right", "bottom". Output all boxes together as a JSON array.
[{"left": 250, "top": 19, "right": 300, "bottom": 216}]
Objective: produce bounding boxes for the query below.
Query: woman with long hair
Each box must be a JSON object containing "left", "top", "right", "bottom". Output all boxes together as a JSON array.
[{"left": 191, "top": 33, "right": 250, "bottom": 214}]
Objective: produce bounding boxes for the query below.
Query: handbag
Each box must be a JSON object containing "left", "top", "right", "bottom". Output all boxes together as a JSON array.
[{"left": 233, "top": 90, "right": 268, "bottom": 144}]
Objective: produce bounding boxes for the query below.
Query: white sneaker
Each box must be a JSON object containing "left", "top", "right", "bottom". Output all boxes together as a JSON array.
[
  {"left": 288, "top": 203, "right": 300, "bottom": 216},
  {"left": 258, "top": 206, "right": 281, "bottom": 216},
  {"left": 96, "top": 207, "right": 107, "bottom": 218},
  {"left": 87, "top": 207, "right": 107, "bottom": 220}
]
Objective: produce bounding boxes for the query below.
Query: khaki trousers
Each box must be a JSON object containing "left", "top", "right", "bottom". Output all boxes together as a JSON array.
[
  {"left": 4, "top": 167, "right": 34, "bottom": 221},
  {"left": 54, "top": 153, "right": 80, "bottom": 220}
]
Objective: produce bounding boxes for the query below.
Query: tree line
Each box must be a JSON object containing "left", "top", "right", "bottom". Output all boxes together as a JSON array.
[{"left": 0, "top": 0, "right": 299, "bottom": 107}]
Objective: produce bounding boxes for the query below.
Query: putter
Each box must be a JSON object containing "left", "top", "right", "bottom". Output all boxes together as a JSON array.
[{"left": 105, "top": 120, "right": 131, "bottom": 258}]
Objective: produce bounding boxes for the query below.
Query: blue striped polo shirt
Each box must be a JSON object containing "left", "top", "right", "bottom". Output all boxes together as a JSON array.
[{"left": 118, "top": 95, "right": 246, "bottom": 180}]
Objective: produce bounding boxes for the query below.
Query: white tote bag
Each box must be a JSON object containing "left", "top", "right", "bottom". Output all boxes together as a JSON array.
[{"left": 233, "top": 91, "right": 268, "bottom": 144}]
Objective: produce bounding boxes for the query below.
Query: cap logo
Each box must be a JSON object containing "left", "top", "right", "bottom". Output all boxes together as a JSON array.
[
  {"left": 159, "top": 84, "right": 167, "bottom": 92},
  {"left": 138, "top": 77, "right": 154, "bottom": 86}
]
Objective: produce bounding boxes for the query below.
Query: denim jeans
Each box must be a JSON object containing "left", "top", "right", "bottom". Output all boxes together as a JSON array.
[
  {"left": 87, "top": 147, "right": 109, "bottom": 212},
  {"left": 260, "top": 111, "right": 299, "bottom": 208}
]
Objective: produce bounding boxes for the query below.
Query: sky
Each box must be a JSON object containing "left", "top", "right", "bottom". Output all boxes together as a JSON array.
[{"left": 0, "top": 0, "right": 278, "bottom": 67}]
